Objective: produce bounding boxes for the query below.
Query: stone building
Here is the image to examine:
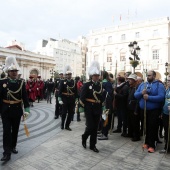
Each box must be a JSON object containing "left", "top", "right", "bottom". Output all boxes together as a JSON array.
[
  {"left": 35, "top": 38, "right": 84, "bottom": 77},
  {"left": 0, "top": 41, "right": 55, "bottom": 80},
  {"left": 86, "top": 17, "right": 170, "bottom": 81}
]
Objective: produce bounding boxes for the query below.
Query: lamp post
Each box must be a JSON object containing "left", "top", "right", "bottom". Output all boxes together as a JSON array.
[
  {"left": 165, "top": 62, "right": 169, "bottom": 85},
  {"left": 50, "top": 69, "right": 55, "bottom": 80},
  {"left": 128, "top": 41, "right": 141, "bottom": 73}
]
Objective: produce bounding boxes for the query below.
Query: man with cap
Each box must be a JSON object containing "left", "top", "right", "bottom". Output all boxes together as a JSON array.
[
  {"left": 127, "top": 74, "right": 140, "bottom": 141},
  {"left": 80, "top": 61, "right": 104, "bottom": 153},
  {"left": 0, "top": 56, "right": 30, "bottom": 161},
  {"left": 58, "top": 66, "right": 77, "bottom": 130},
  {"left": 54, "top": 72, "right": 64, "bottom": 119},
  {"left": 26, "top": 76, "right": 36, "bottom": 107},
  {"left": 35, "top": 75, "right": 44, "bottom": 103}
]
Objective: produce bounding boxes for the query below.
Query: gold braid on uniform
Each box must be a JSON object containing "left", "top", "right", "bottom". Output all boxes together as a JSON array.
[
  {"left": 67, "top": 80, "right": 75, "bottom": 94},
  {"left": 93, "top": 82, "right": 102, "bottom": 103},
  {"left": 7, "top": 80, "right": 24, "bottom": 101}
]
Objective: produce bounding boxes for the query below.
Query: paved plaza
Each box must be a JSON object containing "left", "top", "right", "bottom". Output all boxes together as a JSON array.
[{"left": 0, "top": 99, "right": 170, "bottom": 170}]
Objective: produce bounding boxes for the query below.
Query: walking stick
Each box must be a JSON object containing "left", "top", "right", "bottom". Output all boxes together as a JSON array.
[{"left": 142, "top": 83, "right": 147, "bottom": 151}]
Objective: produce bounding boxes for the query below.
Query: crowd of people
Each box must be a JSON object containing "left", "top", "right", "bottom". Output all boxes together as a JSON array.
[{"left": 0, "top": 56, "right": 170, "bottom": 162}]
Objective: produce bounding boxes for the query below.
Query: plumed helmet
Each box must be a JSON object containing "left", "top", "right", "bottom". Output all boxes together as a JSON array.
[
  {"left": 88, "top": 61, "right": 101, "bottom": 76},
  {"left": 63, "top": 65, "right": 72, "bottom": 75},
  {"left": 4, "top": 56, "right": 20, "bottom": 72}
]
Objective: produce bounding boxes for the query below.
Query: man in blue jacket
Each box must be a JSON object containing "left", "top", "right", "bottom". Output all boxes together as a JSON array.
[{"left": 134, "top": 70, "right": 165, "bottom": 153}]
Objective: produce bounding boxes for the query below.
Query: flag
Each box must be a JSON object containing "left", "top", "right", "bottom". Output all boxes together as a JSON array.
[{"left": 120, "top": 14, "right": 122, "bottom": 21}]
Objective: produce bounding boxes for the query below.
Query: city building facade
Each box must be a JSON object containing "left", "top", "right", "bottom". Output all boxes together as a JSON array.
[
  {"left": 36, "top": 38, "right": 85, "bottom": 78},
  {"left": 86, "top": 17, "right": 170, "bottom": 81},
  {"left": 0, "top": 41, "right": 55, "bottom": 80}
]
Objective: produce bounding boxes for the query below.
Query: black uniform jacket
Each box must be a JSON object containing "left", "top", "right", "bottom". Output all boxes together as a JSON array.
[
  {"left": 80, "top": 81, "right": 103, "bottom": 107},
  {"left": 58, "top": 79, "right": 77, "bottom": 101},
  {"left": 0, "top": 78, "right": 30, "bottom": 117}
]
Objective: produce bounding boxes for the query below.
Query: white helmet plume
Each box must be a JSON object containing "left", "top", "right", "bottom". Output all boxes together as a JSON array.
[
  {"left": 4, "top": 56, "right": 20, "bottom": 72},
  {"left": 88, "top": 61, "right": 101, "bottom": 76}
]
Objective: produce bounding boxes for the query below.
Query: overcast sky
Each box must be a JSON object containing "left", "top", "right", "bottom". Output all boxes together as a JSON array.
[{"left": 0, "top": 0, "right": 170, "bottom": 50}]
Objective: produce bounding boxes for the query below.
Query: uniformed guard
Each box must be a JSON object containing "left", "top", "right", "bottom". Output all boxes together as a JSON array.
[
  {"left": 80, "top": 61, "right": 104, "bottom": 153},
  {"left": 0, "top": 56, "right": 30, "bottom": 161},
  {"left": 58, "top": 65, "right": 77, "bottom": 131},
  {"left": 54, "top": 72, "right": 64, "bottom": 119}
]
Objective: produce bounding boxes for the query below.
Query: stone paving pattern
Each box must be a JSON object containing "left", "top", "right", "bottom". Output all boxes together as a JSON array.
[{"left": 0, "top": 100, "right": 170, "bottom": 170}]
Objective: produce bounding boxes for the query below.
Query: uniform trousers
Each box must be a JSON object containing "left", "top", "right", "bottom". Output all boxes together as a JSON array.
[
  {"left": 2, "top": 107, "right": 21, "bottom": 156},
  {"left": 62, "top": 96, "right": 75, "bottom": 128},
  {"left": 82, "top": 103, "right": 102, "bottom": 148}
]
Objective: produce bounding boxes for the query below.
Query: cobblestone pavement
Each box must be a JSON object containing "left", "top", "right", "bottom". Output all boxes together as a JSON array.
[{"left": 0, "top": 99, "right": 170, "bottom": 170}]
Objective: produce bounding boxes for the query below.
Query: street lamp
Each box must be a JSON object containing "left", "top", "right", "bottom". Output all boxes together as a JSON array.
[
  {"left": 128, "top": 41, "right": 141, "bottom": 73},
  {"left": 165, "top": 62, "right": 169, "bottom": 85},
  {"left": 50, "top": 69, "right": 55, "bottom": 79}
]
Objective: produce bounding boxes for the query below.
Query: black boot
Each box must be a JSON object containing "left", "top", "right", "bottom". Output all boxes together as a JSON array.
[
  {"left": 1, "top": 155, "right": 11, "bottom": 161},
  {"left": 82, "top": 135, "right": 87, "bottom": 149},
  {"left": 77, "top": 113, "right": 81, "bottom": 122}
]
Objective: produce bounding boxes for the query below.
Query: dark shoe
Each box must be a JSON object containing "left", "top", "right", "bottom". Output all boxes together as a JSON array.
[
  {"left": 61, "top": 125, "right": 64, "bottom": 130},
  {"left": 121, "top": 132, "right": 128, "bottom": 137},
  {"left": 12, "top": 148, "right": 18, "bottom": 154},
  {"left": 77, "top": 118, "right": 81, "bottom": 122},
  {"left": 98, "top": 135, "right": 108, "bottom": 140},
  {"left": 54, "top": 116, "right": 59, "bottom": 119},
  {"left": 65, "top": 127, "right": 72, "bottom": 131},
  {"left": 82, "top": 135, "right": 86, "bottom": 149},
  {"left": 113, "top": 129, "right": 121, "bottom": 133},
  {"left": 90, "top": 146, "right": 99, "bottom": 153},
  {"left": 131, "top": 137, "right": 140, "bottom": 142},
  {"left": 1, "top": 155, "right": 11, "bottom": 161}
]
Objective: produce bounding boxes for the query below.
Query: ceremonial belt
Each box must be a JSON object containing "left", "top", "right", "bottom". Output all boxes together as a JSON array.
[
  {"left": 62, "top": 92, "right": 74, "bottom": 96},
  {"left": 3, "top": 100, "right": 22, "bottom": 104},
  {"left": 85, "top": 98, "right": 100, "bottom": 103}
]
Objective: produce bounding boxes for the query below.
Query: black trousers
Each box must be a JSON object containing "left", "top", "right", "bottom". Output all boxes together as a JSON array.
[
  {"left": 61, "top": 96, "right": 75, "bottom": 128},
  {"left": 2, "top": 115, "right": 21, "bottom": 156},
  {"left": 116, "top": 108, "right": 127, "bottom": 132},
  {"left": 128, "top": 110, "right": 140, "bottom": 138},
  {"left": 143, "top": 109, "right": 159, "bottom": 148},
  {"left": 55, "top": 96, "right": 62, "bottom": 117},
  {"left": 82, "top": 103, "right": 102, "bottom": 148},
  {"left": 163, "top": 114, "right": 169, "bottom": 150}
]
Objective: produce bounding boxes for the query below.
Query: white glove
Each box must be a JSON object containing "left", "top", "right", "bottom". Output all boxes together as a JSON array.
[
  {"left": 37, "top": 88, "right": 39, "bottom": 90},
  {"left": 22, "top": 112, "right": 29, "bottom": 121},
  {"left": 59, "top": 101, "right": 63, "bottom": 105}
]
